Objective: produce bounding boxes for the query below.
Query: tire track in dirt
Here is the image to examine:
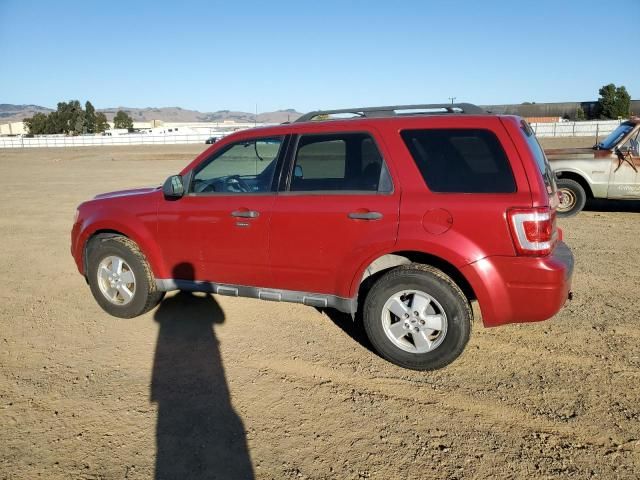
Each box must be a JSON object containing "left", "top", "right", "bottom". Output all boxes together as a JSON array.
[{"left": 238, "top": 358, "right": 636, "bottom": 454}]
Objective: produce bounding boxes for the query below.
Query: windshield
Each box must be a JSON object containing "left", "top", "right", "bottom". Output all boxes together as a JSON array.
[{"left": 597, "top": 122, "right": 634, "bottom": 150}]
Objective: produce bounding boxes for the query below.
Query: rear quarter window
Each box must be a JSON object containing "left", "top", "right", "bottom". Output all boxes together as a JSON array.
[
  {"left": 520, "top": 120, "right": 555, "bottom": 191},
  {"left": 400, "top": 128, "right": 516, "bottom": 193}
]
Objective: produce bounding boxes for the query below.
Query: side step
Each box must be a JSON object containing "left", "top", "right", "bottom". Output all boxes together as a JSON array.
[{"left": 155, "top": 279, "right": 355, "bottom": 314}]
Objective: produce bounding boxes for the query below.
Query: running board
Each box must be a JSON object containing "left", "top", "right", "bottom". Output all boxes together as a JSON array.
[{"left": 155, "top": 279, "right": 356, "bottom": 314}]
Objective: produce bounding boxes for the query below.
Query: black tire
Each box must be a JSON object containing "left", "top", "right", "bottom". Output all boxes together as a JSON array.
[
  {"left": 556, "top": 178, "right": 586, "bottom": 218},
  {"left": 87, "top": 236, "right": 164, "bottom": 318},
  {"left": 363, "top": 264, "right": 472, "bottom": 371}
]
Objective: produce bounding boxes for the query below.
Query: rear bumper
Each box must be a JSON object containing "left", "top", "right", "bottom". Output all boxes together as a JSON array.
[{"left": 461, "top": 242, "right": 574, "bottom": 327}]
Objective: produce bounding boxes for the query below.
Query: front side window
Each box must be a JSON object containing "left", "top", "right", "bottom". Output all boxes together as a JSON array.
[
  {"left": 192, "top": 137, "right": 283, "bottom": 193},
  {"left": 290, "top": 133, "right": 391, "bottom": 192},
  {"left": 621, "top": 129, "right": 640, "bottom": 156},
  {"left": 401, "top": 128, "right": 516, "bottom": 193}
]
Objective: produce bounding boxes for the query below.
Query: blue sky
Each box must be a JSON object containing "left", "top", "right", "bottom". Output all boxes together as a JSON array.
[{"left": 1, "top": 0, "right": 638, "bottom": 113}]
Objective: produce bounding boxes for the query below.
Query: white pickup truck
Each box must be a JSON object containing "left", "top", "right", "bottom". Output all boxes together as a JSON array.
[{"left": 546, "top": 118, "right": 640, "bottom": 216}]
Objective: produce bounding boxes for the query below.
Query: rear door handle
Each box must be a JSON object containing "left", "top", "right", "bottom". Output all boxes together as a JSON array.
[
  {"left": 231, "top": 209, "right": 259, "bottom": 218},
  {"left": 347, "top": 211, "right": 383, "bottom": 220}
]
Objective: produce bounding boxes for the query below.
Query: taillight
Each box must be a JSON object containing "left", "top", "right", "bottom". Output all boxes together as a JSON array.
[{"left": 507, "top": 207, "right": 557, "bottom": 256}]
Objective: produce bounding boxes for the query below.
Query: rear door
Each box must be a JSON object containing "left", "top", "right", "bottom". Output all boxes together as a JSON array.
[{"left": 269, "top": 129, "right": 400, "bottom": 297}]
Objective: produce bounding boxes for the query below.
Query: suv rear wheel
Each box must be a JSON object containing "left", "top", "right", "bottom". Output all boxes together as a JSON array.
[
  {"left": 87, "top": 236, "right": 164, "bottom": 318},
  {"left": 363, "top": 264, "right": 471, "bottom": 370}
]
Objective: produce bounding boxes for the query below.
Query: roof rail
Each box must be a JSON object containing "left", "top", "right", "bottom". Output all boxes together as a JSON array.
[{"left": 295, "top": 103, "right": 486, "bottom": 123}]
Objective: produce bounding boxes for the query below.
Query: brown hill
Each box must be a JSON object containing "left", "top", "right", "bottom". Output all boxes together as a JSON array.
[
  {"left": 0, "top": 104, "right": 53, "bottom": 122},
  {"left": 0, "top": 104, "right": 303, "bottom": 124}
]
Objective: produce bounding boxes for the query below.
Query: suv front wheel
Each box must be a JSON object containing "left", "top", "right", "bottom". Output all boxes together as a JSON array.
[
  {"left": 363, "top": 264, "right": 472, "bottom": 370},
  {"left": 87, "top": 236, "right": 164, "bottom": 318}
]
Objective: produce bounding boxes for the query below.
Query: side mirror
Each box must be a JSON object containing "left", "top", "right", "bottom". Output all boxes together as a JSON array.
[
  {"left": 163, "top": 175, "right": 185, "bottom": 200},
  {"left": 294, "top": 165, "right": 304, "bottom": 179}
]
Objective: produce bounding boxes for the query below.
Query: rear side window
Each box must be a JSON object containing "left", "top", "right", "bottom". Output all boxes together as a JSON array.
[
  {"left": 296, "top": 139, "right": 346, "bottom": 181},
  {"left": 400, "top": 129, "right": 516, "bottom": 193},
  {"left": 290, "top": 133, "right": 392, "bottom": 192}
]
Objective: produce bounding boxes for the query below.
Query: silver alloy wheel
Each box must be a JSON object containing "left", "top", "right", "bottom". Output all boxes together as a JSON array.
[
  {"left": 381, "top": 289, "right": 448, "bottom": 354},
  {"left": 558, "top": 188, "right": 576, "bottom": 212},
  {"left": 97, "top": 255, "right": 136, "bottom": 306}
]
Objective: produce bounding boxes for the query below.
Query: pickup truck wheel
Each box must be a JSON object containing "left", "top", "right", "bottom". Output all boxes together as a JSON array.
[
  {"left": 87, "top": 236, "right": 164, "bottom": 318},
  {"left": 556, "top": 178, "right": 586, "bottom": 217},
  {"left": 363, "top": 264, "right": 471, "bottom": 370}
]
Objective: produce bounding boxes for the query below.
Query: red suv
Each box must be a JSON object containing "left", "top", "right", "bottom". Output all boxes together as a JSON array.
[{"left": 71, "top": 104, "right": 574, "bottom": 370}]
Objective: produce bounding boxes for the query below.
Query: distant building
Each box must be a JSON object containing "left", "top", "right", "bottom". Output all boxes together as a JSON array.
[
  {"left": 524, "top": 116, "right": 563, "bottom": 123},
  {"left": 0, "top": 122, "right": 27, "bottom": 135},
  {"left": 0, "top": 119, "right": 259, "bottom": 136},
  {"left": 483, "top": 100, "right": 640, "bottom": 119}
]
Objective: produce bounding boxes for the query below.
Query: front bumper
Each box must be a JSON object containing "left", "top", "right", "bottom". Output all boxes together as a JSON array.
[
  {"left": 70, "top": 219, "right": 84, "bottom": 275},
  {"left": 461, "top": 242, "right": 574, "bottom": 328}
]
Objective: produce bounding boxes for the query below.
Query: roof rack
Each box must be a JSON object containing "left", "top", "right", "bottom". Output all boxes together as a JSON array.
[{"left": 295, "top": 103, "right": 486, "bottom": 123}]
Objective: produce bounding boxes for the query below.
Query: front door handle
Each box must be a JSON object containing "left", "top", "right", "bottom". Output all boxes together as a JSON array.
[
  {"left": 231, "top": 209, "right": 259, "bottom": 218},
  {"left": 348, "top": 211, "right": 383, "bottom": 220}
]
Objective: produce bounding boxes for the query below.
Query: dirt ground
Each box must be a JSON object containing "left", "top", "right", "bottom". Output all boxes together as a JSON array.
[{"left": 1, "top": 139, "right": 639, "bottom": 479}]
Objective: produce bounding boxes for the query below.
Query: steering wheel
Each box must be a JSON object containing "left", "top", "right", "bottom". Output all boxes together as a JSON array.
[{"left": 225, "top": 175, "right": 251, "bottom": 193}]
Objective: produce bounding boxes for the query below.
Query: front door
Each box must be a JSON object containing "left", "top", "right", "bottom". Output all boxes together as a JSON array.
[
  {"left": 156, "top": 136, "right": 286, "bottom": 286},
  {"left": 608, "top": 128, "right": 640, "bottom": 198},
  {"left": 269, "top": 131, "right": 400, "bottom": 298}
]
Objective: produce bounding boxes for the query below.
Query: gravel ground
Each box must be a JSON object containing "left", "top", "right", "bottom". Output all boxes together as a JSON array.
[{"left": 1, "top": 140, "right": 639, "bottom": 479}]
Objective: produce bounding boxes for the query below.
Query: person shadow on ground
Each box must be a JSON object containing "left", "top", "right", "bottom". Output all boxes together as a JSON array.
[{"left": 151, "top": 263, "right": 254, "bottom": 479}]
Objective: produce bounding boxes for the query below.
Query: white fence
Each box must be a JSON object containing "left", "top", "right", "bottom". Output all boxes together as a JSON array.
[
  {"left": 0, "top": 132, "right": 225, "bottom": 149},
  {"left": 530, "top": 119, "right": 622, "bottom": 138},
  {"left": 0, "top": 119, "right": 627, "bottom": 148}
]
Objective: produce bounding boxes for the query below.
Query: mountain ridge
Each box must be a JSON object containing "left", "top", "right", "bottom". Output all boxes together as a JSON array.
[{"left": 0, "top": 104, "right": 303, "bottom": 124}]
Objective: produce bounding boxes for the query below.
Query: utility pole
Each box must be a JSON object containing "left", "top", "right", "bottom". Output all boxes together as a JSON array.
[{"left": 448, "top": 96, "right": 456, "bottom": 105}]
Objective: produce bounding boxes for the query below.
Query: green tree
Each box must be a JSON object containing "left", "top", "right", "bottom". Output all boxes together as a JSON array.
[
  {"left": 95, "top": 112, "right": 109, "bottom": 133},
  {"left": 68, "top": 100, "right": 84, "bottom": 135},
  {"left": 575, "top": 105, "right": 586, "bottom": 121},
  {"left": 49, "top": 100, "right": 84, "bottom": 134},
  {"left": 46, "top": 111, "right": 64, "bottom": 134},
  {"left": 113, "top": 110, "right": 134, "bottom": 129},
  {"left": 84, "top": 101, "right": 96, "bottom": 133},
  {"left": 23, "top": 99, "right": 112, "bottom": 135},
  {"left": 73, "top": 112, "right": 85, "bottom": 135},
  {"left": 55, "top": 101, "right": 70, "bottom": 133},
  {"left": 597, "top": 84, "right": 631, "bottom": 119},
  {"left": 615, "top": 86, "right": 631, "bottom": 118},
  {"left": 23, "top": 112, "right": 49, "bottom": 135}
]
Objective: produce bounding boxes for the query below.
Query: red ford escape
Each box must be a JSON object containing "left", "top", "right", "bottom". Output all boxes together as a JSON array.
[{"left": 71, "top": 103, "right": 574, "bottom": 370}]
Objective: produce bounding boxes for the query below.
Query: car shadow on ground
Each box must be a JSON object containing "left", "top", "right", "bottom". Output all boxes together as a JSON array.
[
  {"left": 151, "top": 268, "right": 254, "bottom": 479},
  {"left": 317, "top": 307, "right": 376, "bottom": 354},
  {"left": 584, "top": 198, "right": 640, "bottom": 213}
]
